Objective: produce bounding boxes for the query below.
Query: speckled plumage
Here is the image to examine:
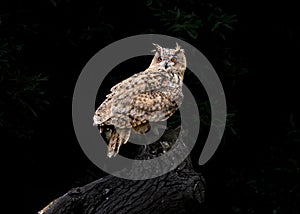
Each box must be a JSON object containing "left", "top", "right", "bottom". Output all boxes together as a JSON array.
[{"left": 93, "top": 43, "right": 186, "bottom": 157}]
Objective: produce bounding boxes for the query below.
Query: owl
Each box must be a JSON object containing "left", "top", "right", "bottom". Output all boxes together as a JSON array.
[{"left": 93, "top": 43, "right": 186, "bottom": 157}]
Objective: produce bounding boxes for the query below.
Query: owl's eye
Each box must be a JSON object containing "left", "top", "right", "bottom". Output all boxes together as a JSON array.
[
  {"left": 171, "top": 57, "right": 177, "bottom": 63},
  {"left": 157, "top": 56, "right": 162, "bottom": 62}
]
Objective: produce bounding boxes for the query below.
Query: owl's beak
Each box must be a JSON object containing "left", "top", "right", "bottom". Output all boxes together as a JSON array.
[
  {"left": 159, "top": 61, "right": 172, "bottom": 71},
  {"left": 164, "top": 61, "right": 169, "bottom": 69}
]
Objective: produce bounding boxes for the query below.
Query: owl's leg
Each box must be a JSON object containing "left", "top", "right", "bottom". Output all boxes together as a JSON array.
[
  {"left": 107, "top": 127, "right": 131, "bottom": 158},
  {"left": 132, "top": 122, "right": 151, "bottom": 134},
  {"left": 99, "top": 125, "right": 114, "bottom": 142},
  {"left": 150, "top": 122, "right": 167, "bottom": 136}
]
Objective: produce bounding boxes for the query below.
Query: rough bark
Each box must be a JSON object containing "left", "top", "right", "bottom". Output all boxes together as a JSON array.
[{"left": 38, "top": 126, "right": 205, "bottom": 214}]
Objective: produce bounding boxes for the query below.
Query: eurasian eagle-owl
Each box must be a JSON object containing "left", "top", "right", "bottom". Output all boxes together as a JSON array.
[{"left": 93, "top": 43, "right": 186, "bottom": 157}]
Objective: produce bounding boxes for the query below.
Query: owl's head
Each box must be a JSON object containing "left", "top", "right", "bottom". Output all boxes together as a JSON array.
[{"left": 149, "top": 43, "right": 186, "bottom": 78}]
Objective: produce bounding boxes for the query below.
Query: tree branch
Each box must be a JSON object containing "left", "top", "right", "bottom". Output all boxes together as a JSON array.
[{"left": 38, "top": 126, "right": 205, "bottom": 214}]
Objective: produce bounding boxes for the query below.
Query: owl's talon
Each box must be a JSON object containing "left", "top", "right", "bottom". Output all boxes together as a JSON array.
[{"left": 107, "top": 151, "right": 114, "bottom": 158}]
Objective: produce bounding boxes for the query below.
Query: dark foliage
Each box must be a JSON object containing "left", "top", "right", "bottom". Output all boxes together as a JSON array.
[{"left": 1, "top": 0, "right": 299, "bottom": 213}]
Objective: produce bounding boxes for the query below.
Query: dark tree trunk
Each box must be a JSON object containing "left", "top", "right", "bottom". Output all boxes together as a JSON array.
[{"left": 38, "top": 126, "right": 205, "bottom": 214}]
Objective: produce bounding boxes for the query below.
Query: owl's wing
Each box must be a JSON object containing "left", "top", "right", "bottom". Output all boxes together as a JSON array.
[
  {"left": 129, "top": 90, "right": 180, "bottom": 126},
  {"left": 111, "top": 70, "right": 171, "bottom": 94},
  {"left": 95, "top": 70, "right": 182, "bottom": 128},
  {"left": 93, "top": 71, "right": 157, "bottom": 126},
  {"left": 111, "top": 70, "right": 181, "bottom": 104}
]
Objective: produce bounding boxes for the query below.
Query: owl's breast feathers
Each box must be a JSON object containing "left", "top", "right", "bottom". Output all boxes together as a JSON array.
[{"left": 93, "top": 69, "right": 183, "bottom": 129}]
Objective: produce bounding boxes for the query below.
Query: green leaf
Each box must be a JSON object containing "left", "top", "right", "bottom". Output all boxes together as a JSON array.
[
  {"left": 186, "top": 29, "right": 198, "bottom": 39},
  {"left": 176, "top": 8, "right": 180, "bottom": 18},
  {"left": 146, "top": 0, "right": 153, "bottom": 6}
]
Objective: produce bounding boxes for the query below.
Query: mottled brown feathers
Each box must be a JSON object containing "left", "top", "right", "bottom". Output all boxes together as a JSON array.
[{"left": 93, "top": 43, "right": 186, "bottom": 157}]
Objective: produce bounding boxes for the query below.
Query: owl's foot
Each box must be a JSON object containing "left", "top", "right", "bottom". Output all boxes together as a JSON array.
[
  {"left": 153, "top": 124, "right": 166, "bottom": 135},
  {"left": 132, "top": 122, "right": 151, "bottom": 134}
]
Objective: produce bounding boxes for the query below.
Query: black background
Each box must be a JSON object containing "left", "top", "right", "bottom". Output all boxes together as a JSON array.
[{"left": 1, "top": 0, "right": 299, "bottom": 213}]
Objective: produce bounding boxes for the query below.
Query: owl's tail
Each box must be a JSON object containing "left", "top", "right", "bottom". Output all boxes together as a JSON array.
[{"left": 107, "top": 127, "right": 131, "bottom": 158}]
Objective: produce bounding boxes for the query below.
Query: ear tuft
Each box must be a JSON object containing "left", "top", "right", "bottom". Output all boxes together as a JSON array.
[
  {"left": 175, "top": 42, "right": 184, "bottom": 53},
  {"left": 152, "top": 43, "right": 162, "bottom": 52}
]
